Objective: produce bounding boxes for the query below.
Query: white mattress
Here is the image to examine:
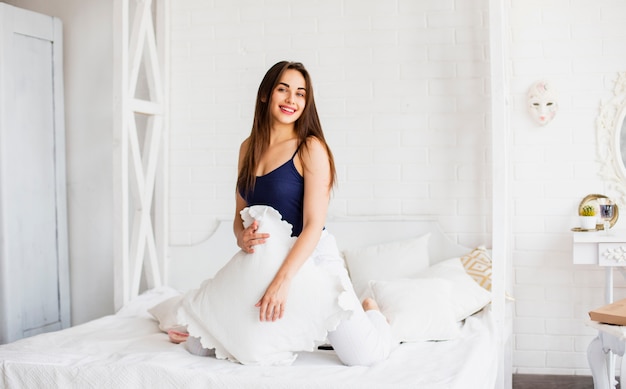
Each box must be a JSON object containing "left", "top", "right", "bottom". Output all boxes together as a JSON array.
[{"left": 0, "top": 287, "right": 498, "bottom": 389}]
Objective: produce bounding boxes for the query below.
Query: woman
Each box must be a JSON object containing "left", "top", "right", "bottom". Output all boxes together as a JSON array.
[{"left": 234, "top": 61, "right": 394, "bottom": 366}]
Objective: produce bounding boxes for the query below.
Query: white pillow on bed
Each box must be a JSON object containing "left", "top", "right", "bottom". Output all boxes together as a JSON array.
[
  {"left": 177, "top": 205, "right": 352, "bottom": 366},
  {"left": 116, "top": 286, "right": 182, "bottom": 318},
  {"left": 342, "top": 233, "right": 431, "bottom": 299},
  {"left": 148, "top": 295, "right": 184, "bottom": 332},
  {"left": 416, "top": 257, "right": 492, "bottom": 321},
  {"left": 370, "top": 278, "right": 461, "bottom": 343}
]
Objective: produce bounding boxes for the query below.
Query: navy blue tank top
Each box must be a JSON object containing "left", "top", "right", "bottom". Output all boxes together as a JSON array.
[{"left": 242, "top": 151, "right": 304, "bottom": 236}]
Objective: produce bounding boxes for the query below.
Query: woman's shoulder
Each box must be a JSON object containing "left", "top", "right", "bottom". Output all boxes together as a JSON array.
[
  {"left": 303, "top": 135, "right": 326, "bottom": 151},
  {"left": 239, "top": 137, "right": 252, "bottom": 153},
  {"left": 300, "top": 136, "right": 330, "bottom": 163}
]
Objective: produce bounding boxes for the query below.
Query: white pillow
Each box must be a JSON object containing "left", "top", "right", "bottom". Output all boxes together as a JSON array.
[
  {"left": 148, "top": 295, "right": 184, "bottom": 332},
  {"left": 370, "top": 278, "right": 461, "bottom": 343},
  {"left": 342, "top": 233, "right": 431, "bottom": 299},
  {"left": 177, "top": 205, "right": 351, "bottom": 366},
  {"left": 116, "top": 286, "right": 182, "bottom": 318},
  {"left": 416, "top": 257, "right": 492, "bottom": 321}
]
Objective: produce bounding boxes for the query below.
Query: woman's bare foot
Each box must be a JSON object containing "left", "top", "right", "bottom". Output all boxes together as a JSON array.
[
  {"left": 362, "top": 298, "right": 390, "bottom": 323},
  {"left": 362, "top": 298, "right": 380, "bottom": 312},
  {"left": 168, "top": 329, "right": 189, "bottom": 344}
]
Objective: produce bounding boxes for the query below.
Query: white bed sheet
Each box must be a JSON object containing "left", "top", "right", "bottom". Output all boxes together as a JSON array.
[{"left": 0, "top": 287, "right": 497, "bottom": 389}]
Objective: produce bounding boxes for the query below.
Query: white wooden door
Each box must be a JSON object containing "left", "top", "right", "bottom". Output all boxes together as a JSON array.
[{"left": 0, "top": 4, "right": 70, "bottom": 344}]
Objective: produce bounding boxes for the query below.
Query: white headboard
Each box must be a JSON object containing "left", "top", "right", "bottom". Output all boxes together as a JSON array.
[{"left": 167, "top": 217, "right": 472, "bottom": 292}]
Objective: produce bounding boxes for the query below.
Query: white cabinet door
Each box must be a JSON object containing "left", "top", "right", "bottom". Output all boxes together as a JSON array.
[{"left": 0, "top": 3, "right": 69, "bottom": 344}]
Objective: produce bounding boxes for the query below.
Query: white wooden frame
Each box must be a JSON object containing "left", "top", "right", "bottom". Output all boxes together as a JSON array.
[
  {"left": 111, "top": 1, "right": 511, "bottom": 383},
  {"left": 489, "top": 0, "right": 513, "bottom": 387},
  {"left": 113, "top": 0, "right": 169, "bottom": 311}
]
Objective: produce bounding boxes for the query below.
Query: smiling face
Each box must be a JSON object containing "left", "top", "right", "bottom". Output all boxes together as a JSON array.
[{"left": 269, "top": 69, "right": 307, "bottom": 129}]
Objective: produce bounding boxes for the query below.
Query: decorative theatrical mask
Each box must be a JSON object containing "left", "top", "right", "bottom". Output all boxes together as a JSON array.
[{"left": 527, "top": 81, "right": 558, "bottom": 126}]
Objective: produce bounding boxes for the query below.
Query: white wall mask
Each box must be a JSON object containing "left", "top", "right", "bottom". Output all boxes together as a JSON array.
[{"left": 527, "top": 81, "right": 558, "bottom": 126}]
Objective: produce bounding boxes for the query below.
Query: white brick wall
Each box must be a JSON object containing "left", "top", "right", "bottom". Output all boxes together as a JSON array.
[
  {"left": 509, "top": 0, "right": 626, "bottom": 376},
  {"left": 169, "top": 0, "right": 491, "bottom": 247},
  {"left": 168, "top": 0, "right": 626, "bottom": 377}
]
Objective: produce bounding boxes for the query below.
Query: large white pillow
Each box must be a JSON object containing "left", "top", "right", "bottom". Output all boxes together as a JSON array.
[
  {"left": 416, "top": 257, "right": 492, "bottom": 321},
  {"left": 342, "top": 233, "right": 431, "bottom": 299},
  {"left": 369, "top": 278, "right": 461, "bottom": 343},
  {"left": 177, "top": 205, "right": 351, "bottom": 366}
]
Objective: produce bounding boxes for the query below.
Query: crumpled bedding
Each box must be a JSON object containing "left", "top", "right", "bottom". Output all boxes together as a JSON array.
[{"left": 0, "top": 287, "right": 498, "bottom": 389}]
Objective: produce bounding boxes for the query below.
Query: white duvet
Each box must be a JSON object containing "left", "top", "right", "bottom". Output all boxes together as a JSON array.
[{"left": 0, "top": 287, "right": 498, "bottom": 389}]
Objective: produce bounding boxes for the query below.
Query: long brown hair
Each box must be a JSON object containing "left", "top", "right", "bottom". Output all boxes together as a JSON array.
[{"left": 237, "top": 61, "right": 336, "bottom": 195}]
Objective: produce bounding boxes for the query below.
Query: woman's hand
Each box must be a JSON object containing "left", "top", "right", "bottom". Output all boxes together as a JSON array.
[
  {"left": 255, "top": 278, "right": 291, "bottom": 322},
  {"left": 237, "top": 220, "right": 269, "bottom": 253}
]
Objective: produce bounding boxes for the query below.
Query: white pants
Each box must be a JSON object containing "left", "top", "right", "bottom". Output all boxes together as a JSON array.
[
  {"left": 326, "top": 291, "right": 394, "bottom": 366},
  {"left": 317, "top": 231, "right": 395, "bottom": 366}
]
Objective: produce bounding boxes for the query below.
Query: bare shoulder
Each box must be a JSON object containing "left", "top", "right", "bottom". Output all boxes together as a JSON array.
[
  {"left": 303, "top": 136, "right": 327, "bottom": 156},
  {"left": 239, "top": 137, "right": 251, "bottom": 153},
  {"left": 301, "top": 136, "right": 330, "bottom": 168},
  {"left": 237, "top": 137, "right": 251, "bottom": 166},
  {"left": 238, "top": 137, "right": 251, "bottom": 157}
]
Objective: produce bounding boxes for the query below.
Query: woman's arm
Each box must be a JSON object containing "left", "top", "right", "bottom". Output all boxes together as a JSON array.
[
  {"left": 234, "top": 139, "right": 268, "bottom": 253},
  {"left": 256, "top": 136, "right": 332, "bottom": 322}
]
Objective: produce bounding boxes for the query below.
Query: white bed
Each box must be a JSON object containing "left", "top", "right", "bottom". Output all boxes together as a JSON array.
[{"left": 0, "top": 218, "right": 499, "bottom": 389}]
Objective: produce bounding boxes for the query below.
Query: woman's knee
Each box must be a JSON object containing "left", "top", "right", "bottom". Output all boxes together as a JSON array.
[
  {"left": 334, "top": 343, "right": 391, "bottom": 366},
  {"left": 327, "top": 322, "right": 393, "bottom": 366}
]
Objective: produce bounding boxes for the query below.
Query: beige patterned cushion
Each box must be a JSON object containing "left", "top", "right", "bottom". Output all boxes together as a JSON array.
[{"left": 460, "top": 246, "right": 492, "bottom": 291}]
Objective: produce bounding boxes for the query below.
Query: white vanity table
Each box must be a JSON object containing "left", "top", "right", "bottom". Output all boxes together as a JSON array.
[
  {"left": 573, "top": 229, "right": 626, "bottom": 389},
  {"left": 573, "top": 230, "right": 626, "bottom": 302}
]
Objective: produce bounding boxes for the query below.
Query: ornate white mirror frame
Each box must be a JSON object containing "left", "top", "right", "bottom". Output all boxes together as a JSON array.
[{"left": 597, "top": 72, "right": 626, "bottom": 208}]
